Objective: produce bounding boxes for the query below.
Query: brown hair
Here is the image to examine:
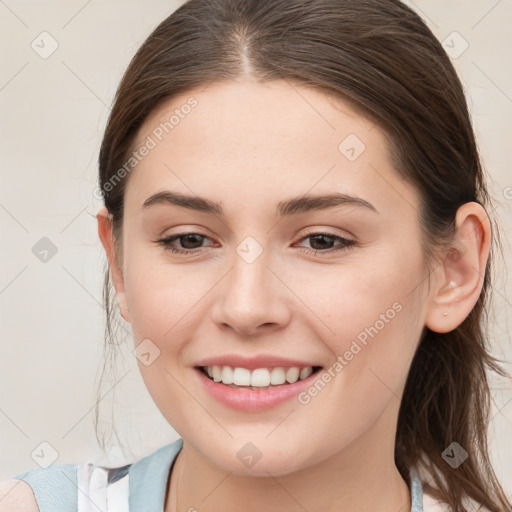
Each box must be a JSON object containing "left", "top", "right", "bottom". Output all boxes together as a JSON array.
[{"left": 95, "top": 1, "right": 511, "bottom": 510}]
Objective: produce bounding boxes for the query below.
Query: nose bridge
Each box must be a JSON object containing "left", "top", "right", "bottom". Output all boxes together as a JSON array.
[{"left": 212, "top": 235, "right": 289, "bottom": 334}]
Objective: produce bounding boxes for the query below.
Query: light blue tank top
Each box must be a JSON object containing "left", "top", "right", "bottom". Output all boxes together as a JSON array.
[{"left": 13, "top": 437, "right": 424, "bottom": 511}]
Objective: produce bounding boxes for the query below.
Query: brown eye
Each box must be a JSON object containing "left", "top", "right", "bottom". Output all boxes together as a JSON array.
[
  {"left": 157, "top": 232, "right": 212, "bottom": 254},
  {"left": 297, "top": 232, "right": 355, "bottom": 255}
]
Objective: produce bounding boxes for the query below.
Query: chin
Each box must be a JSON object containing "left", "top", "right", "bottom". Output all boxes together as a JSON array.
[{"left": 197, "top": 436, "right": 309, "bottom": 477}]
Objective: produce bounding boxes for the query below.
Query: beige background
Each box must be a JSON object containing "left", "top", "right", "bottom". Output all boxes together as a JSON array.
[{"left": 0, "top": 0, "right": 511, "bottom": 495}]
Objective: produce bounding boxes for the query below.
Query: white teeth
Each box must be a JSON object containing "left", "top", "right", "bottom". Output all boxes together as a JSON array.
[
  {"left": 212, "top": 365, "right": 222, "bottom": 382},
  {"left": 203, "top": 365, "right": 316, "bottom": 387},
  {"left": 270, "top": 367, "right": 286, "bottom": 385},
  {"left": 232, "top": 367, "right": 251, "bottom": 386},
  {"left": 285, "top": 367, "right": 300, "bottom": 384},
  {"left": 299, "top": 367, "right": 313, "bottom": 380},
  {"left": 221, "top": 365, "right": 234, "bottom": 384},
  {"left": 251, "top": 368, "right": 271, "bottom": 387}
]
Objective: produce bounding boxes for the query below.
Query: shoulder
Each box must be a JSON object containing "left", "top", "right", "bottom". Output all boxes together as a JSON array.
[
  {"left": 4, "top": 463, "right": 79, "bottom": 512},
  {"left": 1, "top": 439, "right": 184, "bottom": 512},
  {"left": 0, "top": 480, "right": 39, "bottom": 511}
]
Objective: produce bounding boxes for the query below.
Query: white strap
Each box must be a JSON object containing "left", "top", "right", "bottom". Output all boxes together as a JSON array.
[
  {"left": 77, "top": 463, "right": 129, "bottom": 512},
  {"left": 107, "top": 473, "right": 129, "bottom": 512}
]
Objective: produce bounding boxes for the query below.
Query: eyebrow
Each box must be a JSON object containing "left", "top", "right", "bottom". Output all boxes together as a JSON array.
[{"left": 142, "top": 190, "right": 378, "bottom": 216}]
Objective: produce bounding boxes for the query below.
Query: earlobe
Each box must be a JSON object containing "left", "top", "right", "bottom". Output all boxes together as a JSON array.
[
  {"left": 424, "top": 202, "right": 491, "bottom": 334},
  {"left": 96, "top": 206, "right": 131, "bottom": 323}
]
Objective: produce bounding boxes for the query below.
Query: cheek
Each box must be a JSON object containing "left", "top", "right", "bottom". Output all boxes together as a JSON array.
[
  {"left": 292, "top": 247, "right": 425, "bottom": 381},
  {"left": 123, "top": 251, "right": 203, "bottom": 339}
]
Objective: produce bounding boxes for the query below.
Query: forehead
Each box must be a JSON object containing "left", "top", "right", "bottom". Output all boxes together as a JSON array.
[
  {"left": 125, "top": 78, "right": 419, "bottom": 220},
  {"left": 134, "top": 78, "right": 375, "bottom": 156}
]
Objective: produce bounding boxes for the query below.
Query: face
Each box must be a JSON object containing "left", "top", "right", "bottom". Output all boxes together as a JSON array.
[{"left": 104, "top": 79, "right": 435, "bottom": 476}]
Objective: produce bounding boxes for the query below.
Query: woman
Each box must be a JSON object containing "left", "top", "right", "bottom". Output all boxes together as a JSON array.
[{"left": 2, "top": 0, "right": 510, "bottom": 510}]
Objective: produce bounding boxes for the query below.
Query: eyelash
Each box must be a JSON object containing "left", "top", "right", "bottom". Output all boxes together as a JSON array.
[{"left": 156, "top": 231, "right": 355, "bottom": 256}]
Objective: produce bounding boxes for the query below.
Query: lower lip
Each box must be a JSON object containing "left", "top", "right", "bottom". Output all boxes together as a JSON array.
[{"left": 194, "top": 367, "right": 322, "bottom": 412}]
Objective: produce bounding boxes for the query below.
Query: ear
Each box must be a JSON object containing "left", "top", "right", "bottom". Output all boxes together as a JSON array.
[
  {"left": 425, "top": 202, "right": 491, "bottom": 333},
  {"left": 96, "top": 206, "right": 130, "bottom": 323}
]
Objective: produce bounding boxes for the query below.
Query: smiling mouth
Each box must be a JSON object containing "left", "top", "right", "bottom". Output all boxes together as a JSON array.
[{"left": 195, "top": 365, "right": 323, "bottom": 389}]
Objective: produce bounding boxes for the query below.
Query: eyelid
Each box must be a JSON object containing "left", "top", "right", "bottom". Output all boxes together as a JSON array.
[
  {"left": 158, "top": 226, "right": 355, "bottom": 245},
  {"left": 293, "top": 230, "right": 356, "bottom": 252},
  {"left": 295, "top": 225, "right": 356, "bottom": 240},
  {"left": 156, "top": 228, "right": 357, "bottom": 257}
]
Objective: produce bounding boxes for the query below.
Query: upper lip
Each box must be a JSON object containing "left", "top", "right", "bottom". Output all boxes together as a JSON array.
[{"left": 194, "top": 354, "right": 322, "bottom": 370}]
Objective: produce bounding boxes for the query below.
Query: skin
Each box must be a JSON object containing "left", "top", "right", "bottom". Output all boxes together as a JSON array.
[{"left": 97, "top": 78, "right": 490, "bottom": 512}]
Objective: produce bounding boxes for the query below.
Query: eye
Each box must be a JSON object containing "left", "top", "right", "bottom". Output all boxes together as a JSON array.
[
  {"left": 295, "top": 231, "right": 355, "bottom": 255},
  {"left": 156, "top": 230, "right": 356, "bottom": 256},
  {"left": 157, "top": 232, "right": 213, "bottom": 255}
]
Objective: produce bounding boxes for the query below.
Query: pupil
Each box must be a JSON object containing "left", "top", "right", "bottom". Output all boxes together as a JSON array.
[
  {"left": 182, "top": 234, "right": 203, "bottom": 249},
  {"left": 310, "top": 235, "right": 333, "bottom": 250}
]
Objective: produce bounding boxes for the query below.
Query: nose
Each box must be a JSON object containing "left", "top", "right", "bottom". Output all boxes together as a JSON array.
[{"left": 211, "top": 245, "right": 291, "bottom": 337}]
